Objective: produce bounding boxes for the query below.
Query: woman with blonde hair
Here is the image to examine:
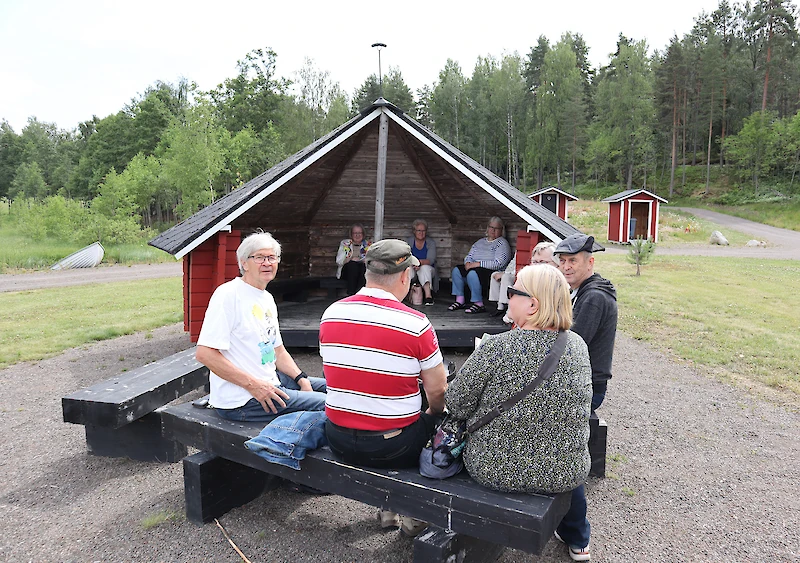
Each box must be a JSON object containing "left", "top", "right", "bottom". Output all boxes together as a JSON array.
[{"left": 445, "top": 264, "right": 593, "bottom": 560}]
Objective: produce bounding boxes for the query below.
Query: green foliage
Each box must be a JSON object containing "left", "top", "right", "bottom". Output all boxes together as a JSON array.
[
  {"left": 351, "top": 67, "right": 414, "bottom": 114},
  {"left": 626, "top": 237, "right": 656, "bottom": 275},
  {"left": 10, "top": 161, "right": 47, "bottom": 199}
]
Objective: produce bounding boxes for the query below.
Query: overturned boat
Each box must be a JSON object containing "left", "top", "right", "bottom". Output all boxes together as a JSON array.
[{"left": 51, "top": 242, "right": 105, "bottom": 270}]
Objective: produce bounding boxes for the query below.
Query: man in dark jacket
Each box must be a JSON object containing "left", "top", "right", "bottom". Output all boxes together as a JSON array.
[
  {"left": 552, "top": 233, "right": 617, "bottom": 562},
  {"left": 555, "top": 233, "right": 618, "bottom": 412}
]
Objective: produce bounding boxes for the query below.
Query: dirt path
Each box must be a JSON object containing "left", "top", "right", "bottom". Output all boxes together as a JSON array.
[{"left": 0, "top": 262, "right": 182, "bottom": 293}]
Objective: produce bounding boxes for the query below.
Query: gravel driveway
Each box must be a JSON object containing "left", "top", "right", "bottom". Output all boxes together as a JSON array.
[{"left": 1, "top": 324, "right": 797, "bottom": 562}]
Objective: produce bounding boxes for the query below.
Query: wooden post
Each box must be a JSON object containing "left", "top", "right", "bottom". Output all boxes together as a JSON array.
[{"left": 374, "top": 110, "right": 388, "bottom": 241}]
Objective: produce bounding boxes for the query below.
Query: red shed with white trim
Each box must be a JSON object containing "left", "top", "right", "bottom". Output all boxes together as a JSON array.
[
  {"left": 528, "top": 186, "right": 578, "bottom": 222},
  {"left": 602, "top": 189, "right": 667, "bottom": 243}
]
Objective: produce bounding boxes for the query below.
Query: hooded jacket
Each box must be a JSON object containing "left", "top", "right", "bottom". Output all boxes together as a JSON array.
[{"left": 571, "top": 273, "right": 618, "bottom": 390}]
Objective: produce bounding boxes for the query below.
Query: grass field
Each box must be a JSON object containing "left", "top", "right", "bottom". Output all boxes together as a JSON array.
[
  {"left": 597, "top": 253, "right": 800, "bottom": 404},
  {"left": 0, "top": 278, "right": 183, "bottom": 368}
]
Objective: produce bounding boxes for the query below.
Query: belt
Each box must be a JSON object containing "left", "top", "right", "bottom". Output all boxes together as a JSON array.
[{"left": 328, "top": 421, "right": 404, "bottom": 439}]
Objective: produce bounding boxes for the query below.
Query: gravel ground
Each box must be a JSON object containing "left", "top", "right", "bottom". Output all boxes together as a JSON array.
[
  {"left": 0, "top": 262, "right": 182, "bottom": 293},
  {"left": 1, "top": 323, "right": 797, "bottom": 562}
]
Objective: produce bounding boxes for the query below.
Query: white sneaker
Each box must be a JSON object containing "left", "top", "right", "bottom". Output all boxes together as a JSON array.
[
  {"left": 377, "top": 509, "right": 400, "bottom": 529},
  {"left": 554, "top": 531, "right": 590, "bottom": 561}
]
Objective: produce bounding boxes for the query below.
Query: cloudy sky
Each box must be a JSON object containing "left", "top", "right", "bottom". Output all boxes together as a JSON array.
[{"left": 1, "top": 0, "right": 724, "bottom": 132}]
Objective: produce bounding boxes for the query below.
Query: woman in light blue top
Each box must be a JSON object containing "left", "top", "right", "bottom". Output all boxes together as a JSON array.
[{"left": 406, "top": 218, "right": 437, "bottom": 306}]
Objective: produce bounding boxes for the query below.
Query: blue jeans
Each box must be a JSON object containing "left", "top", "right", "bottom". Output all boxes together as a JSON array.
[
  {"left": 451, "top": 266, "right": 492, "bottom": 303},
  {"left": 216, "top": 372, "right": 327, "bottom": 423},
  {"left": 591, "top": 390, "right": 605, "bottom": 411},
  {"left": 244, "top": 411, "right": 328, "bottom": 470},
  {"left": 557, "top": 484, "right": 591, "bottom": 549}
]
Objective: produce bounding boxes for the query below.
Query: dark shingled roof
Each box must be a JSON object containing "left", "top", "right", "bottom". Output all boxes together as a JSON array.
[
  {"left": 150, "top": 99, "right": 602, "bottom": 256},
  {"left": 602, "top": 188, "right": 668, "bottom": 203}
]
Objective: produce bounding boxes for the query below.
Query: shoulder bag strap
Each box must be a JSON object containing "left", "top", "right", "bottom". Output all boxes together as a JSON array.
[{"left": 467, "top": 330, "right": 568, "bottom": 434}]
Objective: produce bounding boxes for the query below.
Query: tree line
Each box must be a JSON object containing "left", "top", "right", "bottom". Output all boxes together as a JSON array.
[{"left": 2, "top": 0, "right": 800, "bottom": 245}]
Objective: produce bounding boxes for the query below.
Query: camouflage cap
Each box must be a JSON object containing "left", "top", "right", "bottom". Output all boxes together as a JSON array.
[{"left": 365, "top": 239, "right": 420, "bottom": 274}]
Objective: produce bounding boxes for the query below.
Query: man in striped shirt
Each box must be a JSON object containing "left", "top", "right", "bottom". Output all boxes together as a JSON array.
[{"left": 320, "top": 239, "right": 448, "bottom": 470}]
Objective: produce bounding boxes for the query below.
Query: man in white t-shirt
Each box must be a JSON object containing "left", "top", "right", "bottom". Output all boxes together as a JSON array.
[{"left": 196, "top": 232, "right": 326, "bottom": 422}]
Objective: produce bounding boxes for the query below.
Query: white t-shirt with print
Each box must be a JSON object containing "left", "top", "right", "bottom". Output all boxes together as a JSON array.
[{"left": 197, "top": 277, "right": 284, "bottom": 409}]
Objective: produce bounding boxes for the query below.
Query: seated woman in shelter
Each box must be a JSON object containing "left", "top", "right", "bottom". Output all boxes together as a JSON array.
[
  {"left": 406, "top": 219, "right": 437, "bottom": 306},
  {"left": 335, "top": 223, "right": 371, "bottom": 295},
  {"left": 445, "top": 264, "right": 593, "bottom": 560},
  {"left": 448, "top": 217, "right": 511, "bottom": 314},
  {"left": 489, "top": 241, "right": 558, "bottom": 318}
]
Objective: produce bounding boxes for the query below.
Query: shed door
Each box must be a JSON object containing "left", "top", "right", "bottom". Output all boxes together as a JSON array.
[
  {"left": 630, "top": 202, "right": 650, "bottom": 239},
  {"left": 542, "top": 194, "right": 557, "bottom": 214}
]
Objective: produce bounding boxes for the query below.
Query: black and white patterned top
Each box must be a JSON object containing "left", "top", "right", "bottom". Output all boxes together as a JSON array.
[{"left": 445, "top": 329, "right": 592, "bottom": 493}]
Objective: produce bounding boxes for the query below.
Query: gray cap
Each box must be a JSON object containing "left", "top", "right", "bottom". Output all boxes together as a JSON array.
[
  {"left": 555, "top": 233, "right": 595, "bottom": 255},
  {"left": 365, "top": 239, "right": 420, "bottom": 274}
]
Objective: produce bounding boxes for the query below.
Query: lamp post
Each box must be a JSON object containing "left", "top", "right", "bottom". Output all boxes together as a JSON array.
[{"left": 371, "top": 42, "right": 386, "bottom": 97}]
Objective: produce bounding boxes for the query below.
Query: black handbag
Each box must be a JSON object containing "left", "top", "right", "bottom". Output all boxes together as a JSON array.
[{"left": 419, "top": 331, "right": 568, "bottom": 479}]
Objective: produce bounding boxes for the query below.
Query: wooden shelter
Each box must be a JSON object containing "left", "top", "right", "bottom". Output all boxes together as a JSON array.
[
  {"left": 150, "top": 99, "right": 598, "bottom": 347},
  {"left": 528, "top": 186, "right": 578, "bottom": 222},
  {"left": 602, "top": 189, "right": 667, "bottom": 243}
]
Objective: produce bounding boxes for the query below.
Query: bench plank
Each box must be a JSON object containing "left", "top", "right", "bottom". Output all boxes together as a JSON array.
[
  {"left": 160, "top": 402, "right": 570, "bottom": 555},
  {"left": 62, "top": 348, "right": 208, "bottom": 428}
]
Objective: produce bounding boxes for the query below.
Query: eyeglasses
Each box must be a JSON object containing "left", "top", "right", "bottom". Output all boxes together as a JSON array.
[
  {"left": 248, "top": 254, "right": 280, "bottom": 264},
  {"left": 487, "top": 225, "right": 502, "bottom": 231},
  {"left": 414, "top": 229, "right": 427, "bottom": 233},
  {"left": 507, "top": 287, "right": 532, "bottom": 300}
]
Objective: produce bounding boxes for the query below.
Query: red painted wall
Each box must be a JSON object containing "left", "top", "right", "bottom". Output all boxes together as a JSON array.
[{"left": 183, "top": 230, "right": 241, "bottom": 342}]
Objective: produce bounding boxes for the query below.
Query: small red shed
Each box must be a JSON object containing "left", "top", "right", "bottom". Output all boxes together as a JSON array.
[
  {"left": 528, "top": 186, "right": 578, "bottom": 222},
  {"left": 602, "top": 189, "right": 667, "bottom": 243}
]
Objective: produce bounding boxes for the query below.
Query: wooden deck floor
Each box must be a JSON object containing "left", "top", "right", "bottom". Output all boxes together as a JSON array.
[{"left": 277, "top": 296, "right": 510, "bottom": 348}]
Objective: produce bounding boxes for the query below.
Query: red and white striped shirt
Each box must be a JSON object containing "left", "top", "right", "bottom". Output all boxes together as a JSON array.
[{"left": 320, "top": 287, "right": 443, "bottom": 431}]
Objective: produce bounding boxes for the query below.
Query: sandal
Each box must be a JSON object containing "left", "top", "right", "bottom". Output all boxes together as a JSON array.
[
  {"left": 448, "top": 301, "right": 466, "bottom": 311},
  {"left": 464, "top": 303, "right": 486, "bottom": 314}
]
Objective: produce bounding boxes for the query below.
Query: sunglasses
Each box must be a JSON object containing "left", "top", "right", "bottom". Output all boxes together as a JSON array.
[{"left": 507, "top": 287, "right": 532, "bottom": 300}]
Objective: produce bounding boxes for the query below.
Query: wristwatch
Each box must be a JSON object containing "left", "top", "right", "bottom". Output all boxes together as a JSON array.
[{"left": 293, "top": 371, "right": 309, "bottom": 383}]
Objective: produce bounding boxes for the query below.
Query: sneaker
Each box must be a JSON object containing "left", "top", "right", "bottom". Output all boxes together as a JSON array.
[
  {"left": 399, "top": 515, "right": 428, "bottom": 537},
  {"left": 424, "top": 296, "right": 434, "bottom": 306},
  {"left": 554, "top": 531, "right": 590, "bottom": 561},
  {"left": 377, "top": 509, "right": 400, "bottom": 529}
]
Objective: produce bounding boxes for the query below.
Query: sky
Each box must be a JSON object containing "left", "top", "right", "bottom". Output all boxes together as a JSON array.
[{"left": 1, "top": 0, "right": 725, "bottom": 133}]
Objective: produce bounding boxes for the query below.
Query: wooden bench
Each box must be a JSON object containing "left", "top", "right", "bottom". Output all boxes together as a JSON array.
[
  {"left": 319, "top": 276, "right": 347, "bottom": 298},
  {"left": 62, "top": 348, "right": 208, "bottom": 462},
  {"left": 160, "top": 402, "right": 571, "bottom": 563}
]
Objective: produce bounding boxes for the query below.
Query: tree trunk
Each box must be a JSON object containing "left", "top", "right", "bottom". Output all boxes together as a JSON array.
[
  {"left": 705, "top": 89, "right": 714, "bottom": 194},
  {"left": 681, "top": 88, "right": 688, "bottom": 188},
  {"left": 669, "top": 75, "right": 678, "bottom": 197},
  {"left": 762, "top": 16, "right": 774, "bottom": 112}
]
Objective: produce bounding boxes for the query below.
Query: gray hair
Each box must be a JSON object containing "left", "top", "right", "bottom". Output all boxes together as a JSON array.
[
  {"left": 365, "top": 268, "right": 406, "bottom": 288},
  {"left": 532, "top": 241, "right": 559, "bottom": 265},
  {"left": 236, "top": 232, "right": 281, "bottom": 274},
  {"left": 487, "top": 216, "right": 505, "bottom": 237},
  {"left": 412, "top": 218, "right": 428, "bottom": 231}
]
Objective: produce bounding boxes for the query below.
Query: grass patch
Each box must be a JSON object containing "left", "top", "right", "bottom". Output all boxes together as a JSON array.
[
  {"left": 0, "top": 278, "right": 182, "bottom": 368},
  {"left": 595, "top": 253, "right": 800, "bottom": 404},
  {"left": 0, "top": 221, "right": 172, "bottom": 273},
  {"left": 141, "top": 509, "right": 182, "bottom": 529}
]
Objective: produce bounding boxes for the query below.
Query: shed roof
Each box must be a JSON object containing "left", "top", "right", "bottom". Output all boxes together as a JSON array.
[
  {"left": 529, "top": 186, "right": 579, "bottom": 201},
  {"left": 150, "top": 99, "right": 601, "bottom": 258},
  {"left": 602, "top": 189, "right": 668, "bottom": 203}
]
